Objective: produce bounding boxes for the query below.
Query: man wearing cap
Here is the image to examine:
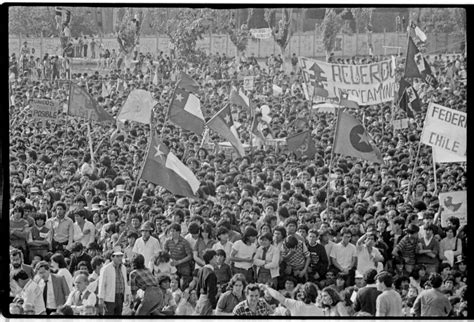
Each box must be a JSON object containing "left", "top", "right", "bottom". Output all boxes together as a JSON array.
[
  {"left": 132, "top": 221, "right": 162, "bottom": 270},
  {"left": 98, "top": 247, "right": 131, "bottom": 315}
]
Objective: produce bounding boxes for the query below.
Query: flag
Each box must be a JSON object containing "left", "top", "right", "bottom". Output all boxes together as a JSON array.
[
  {"left": 439, "top": 191, "right": 467, "bottom": 227},
  {"left": 117, "top": 89, "right": 156, "bottom": 124},
  {"left": 55, "top": 7, "right": 71, "bottom": 26},
  {"left": 339, "top": 92, "right": 359, "bottom": 109},
  {"left": 177, "top": 72, "right": 200, "bottom": 93},
  {"left": 251, "top": 113, "right": 265, "bottom": 141},
  {"left": 230, "top": 88, "right": 250, "bottom": 110},
  {"left": 152, "top": 66, "right": 159, "bottom": 86},
  {"left": 409, "top": 21, "right": 427, "bottom": 42},
  {"left": 101, "top": 82, "right": 112, "bottom": 97},
  {"left": 206, "top": 104, "right": 245, "bottom": 157},
  {"left": 141, "top": 133, "right": 200, "bottom": 198},
  {"left": 286, "top": 130, "right": 316, "bottom": 159},
  {"left": 404, "top": 37, "right": 438, "bottom": 88},
  {"left": 300, "top": 58, "right": 329, "bottom": 99},
  {"left": 68, "top": 83, "right": 114, "bottom": 122},
  {"left": 397, "top": 78, "right": 421, "bottom": 118},
  {"left": 169, "top": 88, "right": 205, "bottom": 136},
  {"left": 334, "top": 112, "right": 383, "bottom": 163}
]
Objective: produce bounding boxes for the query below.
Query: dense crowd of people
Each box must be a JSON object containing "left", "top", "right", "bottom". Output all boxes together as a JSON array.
[{"left": 8, "top": 35, "right": 467, "bottom": 317}]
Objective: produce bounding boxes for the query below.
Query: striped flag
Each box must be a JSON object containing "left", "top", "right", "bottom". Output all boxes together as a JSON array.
[
  {"left": 141, "top": 132, "right": 200, "bottom": 198},
  {"left": 168, "top": 88, "right": 205, "bottom": 136},
  {"left": 206, "top": 104, "right": 245, "bottom": 157}
]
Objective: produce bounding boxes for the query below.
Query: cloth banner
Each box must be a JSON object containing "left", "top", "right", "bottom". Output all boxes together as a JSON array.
[
  {"left": 420, "top": 103, "right": 466, "bottom": 157},
  {"left": 439, "top": 191, "right": 467, "bottom": 227},
  {"left": 243, "top": 76, "right": 255, "bottom": 91},
  {"left": 30, "top": 98, "right": 59, "bottom": 119},
  {"left": 392, "top": 118, "right": 410, "bottom": 130},
  {"left": 250, "top": 28, "right": 272, "bottom": 39},
  {"left": 299, "top": 57, "right": 397, "bottom": 105}
]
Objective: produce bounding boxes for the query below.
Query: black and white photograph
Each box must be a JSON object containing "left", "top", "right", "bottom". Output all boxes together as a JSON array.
[{"left": 6, "top": 4, "right": 468, "bottom": 318}]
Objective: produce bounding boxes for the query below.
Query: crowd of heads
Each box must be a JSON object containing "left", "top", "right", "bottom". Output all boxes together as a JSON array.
[{"left": 8, "top": 38, "right": 467, "bottom": 317}]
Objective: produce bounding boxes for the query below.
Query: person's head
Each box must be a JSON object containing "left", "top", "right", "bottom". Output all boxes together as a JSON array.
[
  {"left": 300, "top": 282, "right": 318, "bottom": 304},
  {"left": 10, "top": 249, "right": 24, "bottom": 268},
  {"left": 91, "top": 256, "right": 104, "bottom": 272},
  {"left": 364, "top": 268, "right": 378, "bottom": 285},
  {"left": 157, "top": 274, "right": 171, "bottom": 289},
  {"left": 245, "top": 283, "right": 261, "bottom": 306},
  {"left": 140, "top": 221, "right": 153, "bottom": 239},
  {"left": 242, "top": 226, "right": 258, "bottom": 244},
  {"left": 56, "top": 304, "right": 74, "bottom": 315},
  {"left": 202, "top": 249, "right": 217, "bottom": 266},
  {"left": 229, "top": 273, "right": 247, "bottom": 295},
  {"left": 340, "top": 227, "right": 352, "bottom": 245},
  {"left": 168, "top": 222, "right": 181, "bottom": 238},
  {"left": 54, "top": 201, "right": 67, "bottom": 217},
  {"left": 131, "top": 253, "right": 146, "bottom": 270},
  {"left": 12, "top": 270, "right": 30, "bottom": 288},
  {"left": 273, "top": 226, "right": 286, "bottom": 243},
  {"left": 215, "top": 249, "right": 226, "bottom": 264},
  {"left": 51, "top": 253, "right": 68, "bottom": 269},
  {"left": 35, "top": 261, "right": 51, "bottom": 281},
  {"left": 258, "top": 232, "right": 273, "bottom": 248},
  {"left": 111, "top": 249, "right": 124, "bottom": 266},
  {"left": 376, "top": 271, "right": 393, "bottom": 291},
  {"left": 321, "top": 287, "right": 341, "bottom": 307},
  {"left": 71, "top": 242, "right": 84, "bottom": 256},
  {"left": 73, "top": 272, "right": 89, "bottom": 292},
  {"left": 428, "top": 272, "right": 443, "bottom": 289}
]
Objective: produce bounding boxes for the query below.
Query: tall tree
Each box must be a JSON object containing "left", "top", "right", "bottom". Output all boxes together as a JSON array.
[
  {"left": 148, "top": 8, "right": 213, "bottom": 63},
  {"left": 264, "top": 8, "right": 294, "bottom": 66},
  {"left": 222, "top": 9, "right": 253, "bottom": 57},
  {"left": 320, "top": 8, "right": 348, "bottom": 61}
]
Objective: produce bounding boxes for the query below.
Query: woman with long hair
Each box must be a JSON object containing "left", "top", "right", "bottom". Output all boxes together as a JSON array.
[
  {"left": 319, "top": 286, "right": 350, "bottom": 316},
  {"left": 229, "top": 227, "right": 258, "bottom": 283},
  {"left": 215, "top": 273, "right": 246, "bottom": 315},
  {"left": 50, "top": 253, "right": 74, "bottom": 291},
  {"left": 193, "top": 223, "right": 217, "bottom": 268}
]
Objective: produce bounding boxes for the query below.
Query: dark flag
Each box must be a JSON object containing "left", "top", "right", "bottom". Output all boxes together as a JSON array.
[
  {"left": 404, "top": 37, "right": 438, "bottom": 88},
  {"left": 397, "top": 78, "right": 421, "bottom": 118}
]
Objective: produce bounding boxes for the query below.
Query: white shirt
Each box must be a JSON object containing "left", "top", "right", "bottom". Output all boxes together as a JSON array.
[
  {"left": 57, "top": 268, "right": 74, "bottom": 291},
  {"left": 40, "top": 277, "right": 56, "bottom": 309},
  {"left": 21, "top": 279, "right": 45, "bottom": 314},
  {"left": 65, "top": 288, "right": 97, "bottom": 314},
  {"left": 184, "top": 234, "right": 199, "bottom": 250},
  {"left": 73, "top": 220, "right": 95, "bottom": 247},
  {"left": 284, "top": 298, "right": 324, "bottom": 316},
  {"left": 232, "top": 240, "right": 257, "bottom": 269},
  {"left": 132, "top": 236, "right": 162, "bottom": 269},
  {"left": 330, "top": 242, "right": 356, "bottom": 271},
  {"left": 356, "top": 245, "right": 383, "bottom": 276}
]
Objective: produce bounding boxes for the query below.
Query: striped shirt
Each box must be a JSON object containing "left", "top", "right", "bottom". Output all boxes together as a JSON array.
[
  {"left": 394, "top": 235, "right": 418, "bottom": 265},
  {"left": 164, "top": 236, "right": 192, "bottom": 261}
]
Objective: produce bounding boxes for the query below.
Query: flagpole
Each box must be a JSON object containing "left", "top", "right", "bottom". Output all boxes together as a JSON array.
[
  {"left": 249, "top": 109, "right": 254, "bottom": 164},
  {"left": 87, "top": 121, "right": 95, "bottom": 166},
  {"left": 405, "top": 139, "right": 422, "bottom": 201},
  {"left": 325, "top": 103, "right": 342, "bottom": 212},
  {"left": 432, "top": 147, "right": 438, "bottom": 194}
]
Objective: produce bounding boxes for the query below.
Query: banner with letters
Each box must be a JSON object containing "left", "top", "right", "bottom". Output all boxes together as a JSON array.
[
  {"left": 299, "top": 57, "right": 397, "bottom": 105},
  {"left": 420, "top": 103, "right": 466, "bottom": 158},
  {"left": 249, "top": 28, "right": 272, "bottom": 39},
  {"left": 30, "top": 98, "right": 59, "bottom": 120}
]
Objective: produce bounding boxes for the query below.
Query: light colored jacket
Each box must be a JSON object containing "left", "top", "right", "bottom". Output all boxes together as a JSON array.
[
  {"left": 98, "top": 262, "right": 130, "bottom": 302},
  {"left": 253, "top": 244, "right": 280, "bottom": 278}
]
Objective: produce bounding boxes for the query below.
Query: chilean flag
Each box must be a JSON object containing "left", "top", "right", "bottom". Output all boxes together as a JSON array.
[
  {"left": 141, "top": 132, "right": 200, "bottom": 198},
  {"left": 168, "top": 88, "right": 205, "bottom": 136}
]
